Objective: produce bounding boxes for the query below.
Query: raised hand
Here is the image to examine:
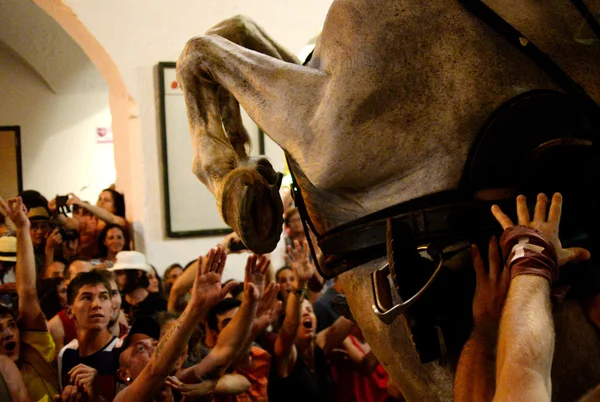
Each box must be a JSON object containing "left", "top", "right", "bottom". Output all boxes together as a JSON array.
[
  {"left": 66, "top": 193, "right": 83, "bottom": 207},
  {"left": 190, "top": 247, "right": 239, "bottom": 311},
  {"left": 45, "top": 228, "right": 63, "bottom": 251},
  {"left": 48, "top": 197, "right": 58, "bottom": 214},
  {"left": 253, "top": 281, "right": 282, "bottom": 333},
  {"left": 0, "top": 196, "right": 29, "bottom": 229},
  {"left": 165, "top": 376, "right": 215, "bottom": 398},
  {"left": 245, "top": 254, "right": 269, "bottom": 296},
  {"left": 242, "top": 255, "right": 268, "bottom": 303},
  {"left": 284, "top": 239, "right": 314, "bottom": 288},
  {"left": 491, "top": 193, "right": 590, "bottom": 266},
  {"left": 471, "top": 237, "right": 510, "bottom": 328}
]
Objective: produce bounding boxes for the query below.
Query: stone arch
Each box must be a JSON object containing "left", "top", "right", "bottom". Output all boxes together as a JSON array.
[{"left": 33, "top": 0, "right": 137, "bottom": 222}]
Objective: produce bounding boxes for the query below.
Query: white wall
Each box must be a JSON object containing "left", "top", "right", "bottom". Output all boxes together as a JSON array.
[
  {"left": 0, "top": 46, "right": 115, "bottom": 204},
  {"left": 59, "top": 0, "right": 333, "bottom": 279}
]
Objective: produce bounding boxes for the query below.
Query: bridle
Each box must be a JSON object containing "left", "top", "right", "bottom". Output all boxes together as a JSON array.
[{"left": 287, "top": 0, "right": 600, "bottom": 327}]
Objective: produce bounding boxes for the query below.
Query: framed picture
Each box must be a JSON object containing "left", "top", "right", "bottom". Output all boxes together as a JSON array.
[
  {"left": 157, "top": 62, "right": 265, "bottom": 237},
  {"left": 0, "top": 126, "right": 23, "bottom": 201}
]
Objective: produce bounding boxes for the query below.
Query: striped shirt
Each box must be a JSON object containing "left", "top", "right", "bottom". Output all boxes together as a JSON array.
[{"left": 58, "top": 336, "right": 122, "bottom": 401}]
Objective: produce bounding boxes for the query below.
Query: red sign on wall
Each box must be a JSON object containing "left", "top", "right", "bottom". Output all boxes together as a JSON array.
[{"left": 96, "top": 127, "right": 113, "bottom": 144}]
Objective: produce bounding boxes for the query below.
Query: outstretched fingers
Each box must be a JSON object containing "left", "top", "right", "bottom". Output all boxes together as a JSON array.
[
  {"left": 221, "top": 280, "right": 240, "bottom": 298},
  {"left": 532, "top": 193, "right": 549, "bottom": 222},
  {"left": 244, "top": 254, "right": 258, "bottom": 283},
  {"left": 245, "top": 282, "right": 260, "bottom": 302},
  {"left": 262, "top": 281, "right": 278, "bottom": 307},
  {"left": 471, "top": 244, "right": 486, "bottom": 283},
  {"left": 561, "top": 247, "right": 591, "bottom": 265},
  {"left": 204, "top": 247, "right": 227, "bottom": 275},
  {"left": 302, "top": 239, "right": 310, "bottom": 261},
  {"left": 516, "top": 194, "right": 530, "bottom": 226},
  {"left": 491, "top": 205, "right": 513, "bottom": 230},
  {"left": 256, "top": 255, "right": 270, "bottom": 275},
  {"left": 547, "top": 192, "right": 563, "bottom": 227}
]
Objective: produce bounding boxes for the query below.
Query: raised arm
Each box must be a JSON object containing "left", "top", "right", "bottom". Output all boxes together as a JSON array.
[
  {"left": 0, "top": 197, "right": 46, "bottom": 331},
  {"left": 315, "top": 316, "right": 355, "bottom": 355},
  {"left": 115, "top": 247, "right": 238, "bottom": 402},
  {"left": 168, "top": 260, "right": 198, "bottom": 312},
  {"left": 178, "top": 255, "right": 263, "bottom": 383},
  {"left": 454, "top": 237, "right": 509, "bottom": 402},
  {"left": 492, "top": 194, "right": 589, "bottom": 401},
  {"left": 67, "top": 193, "right": 127, "bottom": 227},
  {"left": 274, "top": 240, "right": 314, "bottom": 378},
  {"left": 0, "top": 355, "right": 31, "bottom": 402},
  {"left": 48, "top": 198, "right": 79, "bottom": 231},
  {"left": 232, "top": 275, "right": 282, "bottom": 367}
]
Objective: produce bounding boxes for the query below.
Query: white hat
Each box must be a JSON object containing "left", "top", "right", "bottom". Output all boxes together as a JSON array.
[
  {"left": 109, "top": 251, "right": 151, "bottom": 273},
  {"left": 0, "top": 236, "right": 17, "bottom": 262}
]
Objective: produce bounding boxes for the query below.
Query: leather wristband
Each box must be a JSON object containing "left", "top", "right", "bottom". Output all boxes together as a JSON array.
[{"left": 500, "top": 226, "right": 559, "bottom": 284}]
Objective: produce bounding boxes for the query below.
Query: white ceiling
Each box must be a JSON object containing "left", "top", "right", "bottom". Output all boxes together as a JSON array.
[{"left": 0, "top": 0, "right": 107, "bottom": 94}]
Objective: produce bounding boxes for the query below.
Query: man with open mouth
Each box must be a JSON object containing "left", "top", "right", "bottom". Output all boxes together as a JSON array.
[{"left": 0, "top": 196, "right": 60, "bottom": 401}]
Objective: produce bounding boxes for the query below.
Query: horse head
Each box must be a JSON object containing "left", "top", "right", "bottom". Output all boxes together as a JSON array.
[{"left": 177, "top": 1, "right": 600, "bottom": 400}]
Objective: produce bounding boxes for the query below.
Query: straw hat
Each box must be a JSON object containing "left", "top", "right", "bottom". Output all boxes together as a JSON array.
[
  {"left": 0, "top": 236, "right": 17, "bottom": 262},
  {"left": 27, "top": 207, "right": 50, "bottom": 222}
]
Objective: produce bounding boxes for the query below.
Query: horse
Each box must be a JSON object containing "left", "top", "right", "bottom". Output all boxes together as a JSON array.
[{"left": 176, "top": 1, "right": 600, "bottom": 400}]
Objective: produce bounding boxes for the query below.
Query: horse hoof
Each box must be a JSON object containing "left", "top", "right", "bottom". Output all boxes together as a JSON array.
[{"left": 220, "top": 167, "right": 283, "bottom": 254}]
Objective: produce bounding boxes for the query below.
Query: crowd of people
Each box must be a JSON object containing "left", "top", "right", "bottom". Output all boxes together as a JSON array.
[
  {"left": 0, "top": 187, "right": 404, "bottom": 402},
  {"left": 1, "top": 184, "right": 598, "bottom": 401}
]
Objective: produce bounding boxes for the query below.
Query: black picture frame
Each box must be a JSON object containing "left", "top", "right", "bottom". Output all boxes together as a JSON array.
[{"left": 157, "top": 62, "right": 265, "bottom": 238}]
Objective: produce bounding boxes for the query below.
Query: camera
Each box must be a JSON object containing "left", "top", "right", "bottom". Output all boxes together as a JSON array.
[
  {"left": 58, "top": 227, "right": 79, "bottom": 242},
  {"left": 56, "top": 195, "right": 71, "bottom": 215}
]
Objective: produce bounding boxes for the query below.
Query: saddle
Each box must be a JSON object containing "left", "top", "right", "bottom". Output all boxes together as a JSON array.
[{"left": 288, "top": 0, "right": 600, "bottom": 363}]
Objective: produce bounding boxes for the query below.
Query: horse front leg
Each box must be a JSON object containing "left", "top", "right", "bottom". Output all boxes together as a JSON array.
[
  {"left": 208, "top": 15, "right": 301, "bottom": 161},
  {"left": 176, "top": 29, "right": 326, "bottom": 254}
]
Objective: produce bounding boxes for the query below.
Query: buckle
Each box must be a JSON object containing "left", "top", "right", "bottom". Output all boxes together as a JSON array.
[{"left": 371, "top": 244, "right": 444, "bottom": 325}]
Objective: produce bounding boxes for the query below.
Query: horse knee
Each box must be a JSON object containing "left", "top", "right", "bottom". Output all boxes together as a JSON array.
[
  {"left": 192, "top": 153, "right": 238, "bottom": 188},
  {"left": 177, "top": 36, "right": 216, "bottom": 75},
  {"left": 207, "top": 14, "right": 254, "bottom": 42}
]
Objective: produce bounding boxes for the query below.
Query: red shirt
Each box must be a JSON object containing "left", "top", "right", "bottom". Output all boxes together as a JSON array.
[
  {"left": 331, "top": 335, "right": 390, "bottom": 402},
  {"left": 216, "top": 346, "right": 271, "bottom": 402}
]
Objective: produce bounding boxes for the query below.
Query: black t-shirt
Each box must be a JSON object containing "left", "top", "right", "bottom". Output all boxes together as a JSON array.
[
  {"left": 59, "top": 336, "right": 120, "bottom": 401},
  {"left": 268, "top": 345, "right": 332, "bottom": 402},
  {"left": 121, "top": 292, "right": 167, "bottom": 318}
]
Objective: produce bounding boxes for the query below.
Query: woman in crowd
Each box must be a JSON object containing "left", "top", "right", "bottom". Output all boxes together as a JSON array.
[
  {"left": 283, "top": 207, "right": 305, "bottom": 245},
  {"left": 147, "top": 265, "right": 163, "bottom": 295},
  {"left": 96, "top": 223, "right": 129, "bottom": 267},
  {"left": 270, "top": 239, "right": 356, "bottom": 402},
  {"left": 68, "top": 188, "right": 126, "bottom": 228},
  {"left": 163, "top": 263, "right": 184, "bottom": 298},
  {"left": 110, "top": 251, "right": 167, "bottom": 319},
  {"left": 275, "top": 266, "right": 294, "bottom": 303},
  {"left": 49, "top": 187, "right": 128, "bottom": 258}
]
